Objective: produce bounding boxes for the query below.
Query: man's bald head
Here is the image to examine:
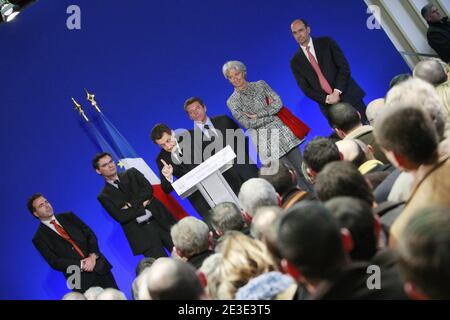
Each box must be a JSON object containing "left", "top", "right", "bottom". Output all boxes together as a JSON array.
[
  {"left": 366, "top": 98, "right": 385, "bottom": 126},
  {"left": 413, "top": 59, "right": 448, "bottom": 86},
  {"left": 146, "top": 258, "right": 204, "bottom": 300}
]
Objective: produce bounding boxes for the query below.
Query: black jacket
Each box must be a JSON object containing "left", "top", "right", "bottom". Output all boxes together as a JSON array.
[
  {"left": 427, "top": 17, "right": 450, "bottom": 63},
  {"left": 97, "top": 167, "right": 176, "bottom": 255},
  {"left": 32, "top": 212, "right": 113, "bottom": 292},
  {"left": 193, "top": 115, "right": 258, "bottom": 192},
  {"left": 156, "top": 132, "right": 211, "bottom": 218},
  {"left": 290, "top": 37, "right": 365, "bottom": 107}
]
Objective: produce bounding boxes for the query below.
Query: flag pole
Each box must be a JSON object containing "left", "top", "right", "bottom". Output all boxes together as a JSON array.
[
  {"left": 85, "top": 88, "right": 101, "bottom": 113},
  {"left": 71, "top": 97, "right": 89, "bottom": 122}
]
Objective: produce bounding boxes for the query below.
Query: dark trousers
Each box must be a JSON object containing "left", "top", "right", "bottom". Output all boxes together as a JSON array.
[
  {"left": 141, "top": 219, "right": 173, "bottom": 258},
  {"left": 280, "top": 147, "right": 313, "bottom": 193},
  {"left": 77, "top": 271, "right": 119, "bottom": 293}
]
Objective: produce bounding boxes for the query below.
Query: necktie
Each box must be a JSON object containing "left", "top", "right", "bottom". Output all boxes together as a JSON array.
[
  {"left": 306, "top": 46, "right": 333, "bottom": 94},
  {"left": 50, "top": 220, "right": 85, "bottom": 258},
  {"left": 114, "top": 179, "right": 124, "bottom": 193},
  {"left": 203, "top": 124, "right": 215, "bottom": 139}
]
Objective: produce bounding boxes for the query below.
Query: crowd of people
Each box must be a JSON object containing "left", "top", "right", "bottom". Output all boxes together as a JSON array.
[{"left": 28, "top": 14, "right": 450, "bottom": 300}]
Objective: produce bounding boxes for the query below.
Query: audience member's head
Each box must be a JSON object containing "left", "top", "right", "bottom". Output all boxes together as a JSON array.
[
  {"left": 83, "top": 286, "right": 104, "bottom": 300},
  {"left": 171, "top": 217, "right": 211, "bottom": 259},
  {"left": 397, "top": 207, "right": 450, "bottom": 300},
  {"left": 315, "top": 161, "right": 375, "bottom": 206},
  {"left": 96, "top": 288, "right": 127, "bottom": 300},
  {"left": 217, "top": 231, "right": 275, "bottom": 299},
  {"left": 132, "top": 267, "right": 152, "bottom": 300},
  {"left": 198, "top": 253, "right": 222, "bottom": 300},
  {"left": 366, "top": 98, "right": 385, "bottom": 126},
  {"left": 303, "top": 137, "right": 341, "bottom": 181},
  {"left": 146, "top": 258, "right": 204, "bottom": 300},
  {"left": 253, "top": 208, "right": 287, "bottom": 271},
  {"left": 61, "top": 292, "right": 86, "bottom": 300},
  {"left": 259, "top": 162, "right": 298, "bottom": 196},
  {"left": 250, "top": 206, "right": 284, "bottom": 241},
  {"left": 135, "top": 257, "right": 156, "bottom": 277},
  {"left": 336, "top": 139, "right": 375, "bottom": 168},
  {"left": 210, "top": 202, "right": 246, "bottom": 236},
  {"left": 421, "top": 4, "right": 442, "bottom": 24},
  {"left": 325, "top": 197, "right": 380, "bottom": 261},
  {"left": 413, "top": 59, "right": 448, "bottom": 86},
  {"left": 374, "top": 106, "right": 439, "bottom": 170},
  {"left": 238, "top": 178, "right": 278, "bottom": 217},
  {"left": 278, "top": 201, "right": 352, "bottom": 292},
  {"left": 328, "top": 103, "right": 362, "bottom": 138},
  {"left": 389, "top": 73, "right": 411, "bottom": 89},
  {"left": 384, "top": 77, "right": 446, "bottom": 139}
]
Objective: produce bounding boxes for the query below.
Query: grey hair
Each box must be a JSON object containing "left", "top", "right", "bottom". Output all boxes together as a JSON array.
[
  {"left": 238, "top": 178, "right": 278, "bottom": 216},
  {"left": 132, "top": 268, "right": 152, "bottom": 300},
  {"left": 210, "top": 202, "right": 245, "bottom": 234},
  {"left": 199, "top": 253, "right": 223, "bottom": 300},
  {"left": 83, "top": 286, "right": 104, "bottom": 300},
  {"left": 170, "top": 216, "right": 210, "bottom": 258},
  {"left": 384, "top": 77, "right": 446, "bottom": 139},
  {"left": 61, "top": 291, "right": 86, "bottom": 300},
  {"left": 365, "top": 98, "right": 385, "bottom": 126},
  {"left": 96, "top": 288, "right": 127, "bottom": 300},
  {"left": 222, "top": 60, "right": 247, "bottom": 79},
  {"left": 251, "top": 206, "right": 283, "bottom": 240},
  {"left": 413, "top": 59, "right": 448, "bottom": 86}
]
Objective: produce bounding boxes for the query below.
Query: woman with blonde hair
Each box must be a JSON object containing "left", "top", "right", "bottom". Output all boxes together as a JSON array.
[{"left": 216, "top": 231, "right": 295, "bottom": 300}]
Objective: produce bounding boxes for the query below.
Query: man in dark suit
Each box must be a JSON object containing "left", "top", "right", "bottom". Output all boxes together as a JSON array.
[
  {"left": 290, "top": 19, "right": 367, "bottom": 125},
  {"left": 29, "top": 193, "right": 118, "bottom": 293},
  {"left": 183, "top": 96, "right": 258, "bottom": 193},
  {"left": 151, "top": 123, "right": 212, "bottom": 221},
  {"left": 94, "top": 152, "right": 175, "bottom": 258},
  {"left": 422, "top": 4, "right": 450, "bottom": 63}
]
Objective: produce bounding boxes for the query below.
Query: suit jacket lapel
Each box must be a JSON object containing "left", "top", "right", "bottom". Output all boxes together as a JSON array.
[
  {"left": 296, "top": 47, "right": 315, "bottom": 76},
  {"left": 57, "top": 215, "right": 81, "bottom": 245},
  {"left": 312, "top": 38, "right": 325, "bottom": 67}
]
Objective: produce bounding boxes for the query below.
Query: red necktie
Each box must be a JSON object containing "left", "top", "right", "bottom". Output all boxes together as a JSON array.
[
  {"left": 306, "top": 46, "right": 333, "bottom": 94},
  {"left": 50, "top": 220, "right": 85, "bottom": 258}
]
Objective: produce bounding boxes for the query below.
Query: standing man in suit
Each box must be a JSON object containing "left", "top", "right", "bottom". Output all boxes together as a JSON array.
[
  {"left": 421, "top": 4, "right": 450, "bottom": 63},
  {"left": 183, "top": 96, "right": 259, "bottom": 193},
  {"left": 151, "top": 123, "right": 212, "bottom": 222},
  {"left": 94, "top": 152, "right": 175, "bottom": 258},
  {"left": 290, "top": 18, "right": 367, "bottom": 125},
  {"left": 29, "top": 193, "right": 118, "bottom": 293}
]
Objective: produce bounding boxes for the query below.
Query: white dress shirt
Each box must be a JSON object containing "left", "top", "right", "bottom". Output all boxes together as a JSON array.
[{"left": 195, "top": 117, "right": 218, "bottom": 139}]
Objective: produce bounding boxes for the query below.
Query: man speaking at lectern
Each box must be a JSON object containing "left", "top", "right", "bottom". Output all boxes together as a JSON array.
[{"left": 151, "top": 123, "right": 212, "bottom": 221}]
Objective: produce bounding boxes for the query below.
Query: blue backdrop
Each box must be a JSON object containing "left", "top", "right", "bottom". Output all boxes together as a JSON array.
[{"left": 0, "top": 0, "right": 410, "bottom": 299}]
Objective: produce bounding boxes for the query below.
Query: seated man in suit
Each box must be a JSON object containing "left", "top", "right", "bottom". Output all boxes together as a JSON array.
[
  {"left": 290, "top": 19, "right": 367, "bottom": 124},
  {"left": 29, "top": 193, "right": 118, "bottom": 293},
  {"left": 151, "top": 123, "right": 212, "bottom": 222},
  {"left": 183, "top": 96, "right": 258, "bottom": 190},
  {"left": 94, "top": 152, "right": 175, "bottom": 258}
]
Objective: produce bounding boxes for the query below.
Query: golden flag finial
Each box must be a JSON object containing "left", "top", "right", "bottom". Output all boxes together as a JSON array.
[
  {"left": 71, "top": 97, "right": 89, "bottom": 122},
  {"left": 85, "top": 88, "right": 101, "bottom": 113}
]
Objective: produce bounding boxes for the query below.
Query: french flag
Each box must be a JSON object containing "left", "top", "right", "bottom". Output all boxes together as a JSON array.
[{"left": 84, "top": 111, "right": 188, "bottom": 221}]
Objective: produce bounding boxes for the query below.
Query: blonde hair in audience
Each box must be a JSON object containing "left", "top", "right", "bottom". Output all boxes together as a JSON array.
[{"left": 217, "top": 231, "right": 275, "bottom": 299}]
